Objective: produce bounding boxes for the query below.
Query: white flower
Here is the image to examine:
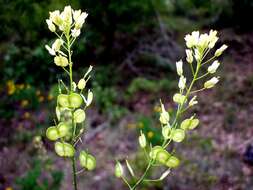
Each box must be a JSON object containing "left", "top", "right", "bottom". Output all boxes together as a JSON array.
[
  {"left": 54, "top": 55, "right": 69, "bottom": 67},
  {"left": 73, "top": 9, "right": 82, "bottom": 22},
  {"left": 176, "top": 60, "right": 183, "bottom": 76},
  {"left": 71, "top": 28, "right": 81, "bottom": 37},
  {"left": 138, "top": 131, "right": 146, "bottom": 148},
  {"left": 46, "top": 19, "right": 56, "bottom": 32},
  {"left": 49, "top": 10, "right": 62, "bottom": 26},
  {"left": 215, "top": 44, "right": 228, "bottom": 57},
  {"left": 61, "top": 5, "right": 72, "bottom": 26},
  {"left": 178, "top": 76, "right": 186, "bottom": 90},
  {"left": 159, "top": 103, "right": 170, "bottom": 124},
  {"left": 52, "top": 39, "right": 63, "bottom": 52},
  {"left": 208, "top": 60, "right": 220, "bottom": 73},
  {"left": 194, "top": 49, "right": 201, "bottom": 62},
  {"left": 75, "top": 12, "right": 88, "bottom": 29},
  {"left": 208, "top": 30, "right": 218, "bottom": 48},
  {"left": 185, "top": 49, "right": 193, "bottom": 63},
  {"left": 184, "top": 31, "right": 199, "bottom": 48},
  {"left": 204, "top": 77, "right": 219, "bottom": 89},
  {"left": 45, "top": 45, "right": 56, "bottom": 55},
  {"left": 198, "top": 34, "right": 209, "bottom": 49},
  {"left": 189, "top": 96, "right": 198, "bottom": 107}
]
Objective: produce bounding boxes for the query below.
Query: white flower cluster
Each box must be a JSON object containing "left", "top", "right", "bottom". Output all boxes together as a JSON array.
[{"left": 45, "top": 6, "right": 88, "bottom": 67}]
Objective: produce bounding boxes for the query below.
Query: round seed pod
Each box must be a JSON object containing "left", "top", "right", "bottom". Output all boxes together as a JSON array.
[
  {"left": 188, "top": 119, "right": 199, "bottom": 130},
  {"left": 149, "top": 146, "right": 164, "bottom": 160},
  {"left": 162, "top": 125, "right": 171, "bottom": 140},
  {"left": 180, "top": 118, "right": 199, "bottom": 130},
  {"left": 54, "top": 142, "right": 75, "bottom": 157},
  {"left": 73, "top": 109, "right": 86, "bottom": 123},
  {"left": 57, "top": 94, "right": 69, "bottom": 108},
  {"left": 166, "top": 156, "right": 180, "bottom": 168},
  {"left": 156, "top": 149, "right": 170, "bottom": 164},
  {"left": 171, "top": 129, "right": 185, "bottom": 142},
  {"left": 57, "top": 122, "right": 69, "bottom": 137},
  {"left": 46, "top": 126, "right": 59, "bottom": 141},
  {"left": 69, "top": 93, "right": 83, "bottom": 108},
  {"left": 79, "top": 151, "right": 96, "bottom": 171},
  {"left": 115, "top": 161, "right": 124, "bottom": 178}
]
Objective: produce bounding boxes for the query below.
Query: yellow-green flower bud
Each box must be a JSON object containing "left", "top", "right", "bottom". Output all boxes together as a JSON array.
[
  {"left": 176, "top": 60, "right": 183, "bottom": 76},
  {"left": 46, "top": 19, "right": 56, "bottom": 32},
  {"left": 178, "top": 76, "right": 186, "bottom": 90},
  {"left": 52, "top": 39, "right": 63, "bottom": 52},
  {"left": 49, "top": 10, "right": 62, "bottom": 26},
  {"left": 79, "top": 151, "right": 96, "bottom": 171},
  {"left": 215, "top": 44, "right": 228, "bottom": 57},
  {"left": 189, "top": 96, "right": 198, "bottom": 107},
  {"left": 186, "top": 49, "right": 193, "bottom": 63},
  {"left": 54, "top": 55, "right": 69, "bottom": 67},
  {"left": 55, "top": 142, "right": 75, "bottom": 157},
  {"left": 173, "top": 93, "right": 186, "bottom": 105},
  {"left": 86, "top": 90, "right": 93, "bottom": 107},
  {"left": 208, "top": 61, "right": 220, "bottom": 74},
  {"left": 73, "top": 109, "right": 86, "bottom": 123},
  {"left": 162, "top": 125, "right": 171, "bottom": 140},
  {"left": 138, "top": 131, "right": 146, "bottom": 148},
  {"left": 77, "top": 78, "right": 86, "bottom": 90},
  {"left": 159, "top": 103, "right": 170, "bottom": 124},
  {"left": 115, "top": 161, "right": 124, "bottom": 178}
]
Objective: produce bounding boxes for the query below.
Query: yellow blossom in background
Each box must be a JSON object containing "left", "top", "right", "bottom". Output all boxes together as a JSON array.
[
  {"left": 7, "top": 80, "right": 16, "bottom": 95},
  {"left": 24, "top": 112, "right": 31, "bottom": 119},
  {"left": 127, "top": 123, "right": 136, "bottom": 129},
  {"left": 36, "top": 90, "right": 41, "bottom": 96},
  {"left": 39, "top": 96, "right": 45, "bottom": 102},
  {"left": 17, "top": 84, "right": 25, "bottom": 89},
  {"left": 147, "top": 131, "right": 154, "bottom": 139},
  {"left": 5, "top": 187, "right": 13, "bottom": 190},
  {"left": 153, "top": 105, "right": 162, "bottom": 113},
  {"left": 26, "top": 84, "right": 31, "bottom": 89},
  {"left": 21, "top": 100, "right": 29, "bottom": 107},
  {"left": 48, "top": 94, "right": 54, "bottom": 101},
  {"left": 138, "top": 122, "right": 144, "bottom": 128}
]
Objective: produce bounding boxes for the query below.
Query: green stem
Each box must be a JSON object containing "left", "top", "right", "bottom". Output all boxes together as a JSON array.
[{"left": 72, "top": 156, "right": 78, "bottom": 190}]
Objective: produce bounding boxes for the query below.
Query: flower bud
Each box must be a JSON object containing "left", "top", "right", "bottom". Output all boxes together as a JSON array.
[
  {"left": 86, "top": 90, "right": 93, "bottom": 107},
  {"left": 138, "top": 131, "right": 146, "bottom": 148},
  {"left": 46, "top": 19, "right": 56, "bottom": 32},
  {"left": 159, "top": 103, "right": 170, "bottom": 124},
  {"left": 186, "top": 49, "right": 193, "bottom": 63},
  {"left": 173, "top": 93, "right": 186, "bottom": 105},
  {"left": 176, "top": 60, "right": 183, "bottom": 76},
  {"left": 71, "top": 29, "right": 81, "bottom": 37},
  {"left": 215, "top": 44, "right": 228, "bottom": 57},
  {"left": 73, "top": 10, "right": 82, "bottom": 22},
  {"left": 115, "top": 161, "right": 124, "bottom": 178},
  {"left": 73, "top": 109, "right": 86, "bottom": 123},
  {"left": 171, "top": 129, "right": 185, "bottom": 142},
  {"left": 208, "top": 30, "right": 218, "bottom": 48},
  {"left": 75, "top": 12, "right": 88, "bottom": 29},
  {"left": 54, "top": 55, "right": 69, "bottom": 67},
  {"left": 69, "top": 93, "right": 83, "bottom": 108},
  {"left": 166, "top": 156, "right": 180, "bottom": 168},
  {"left": 208, "top": 60, "right": 220, "bottom": 74},
  {"left": 204, "top": 77, "right": 219, "bottom": 89},
  {"left": 184, "top": 31, "right": 199, "bottom": 48},
  {"left": 178, "top": 76, "right": 186, "bottom": 90},
  {"left": 79, "top": 151, "right": 96, "bottom": 171},
  {"left": 194, "top": 49, "right": 201, "bottom": 62},
  {"left": 126, "top": 160, "right": 135, "bottom": 177},
  {"left": 52, "top": 39, "right": 63, "bottom": 52},
  {"left": 49, "top": 10, "right": 62, "bottom": 26},
  {"left": 189, "top": 96, "right": 198, "bottom": 107},
  {"left": 78, "top": 78, "right": 86, "bottom": 90},
  {"left": 45, "top": 45, "right": 56, "bottom": 56},
  {"left": 46, "top": 126, "right": 59, "bottom": 141},
  {"left": 159, "top": 169, "right": 171, "bottom": 180},
  {"left": 55, "top": 142, "right": 75, "bottom": 157}
]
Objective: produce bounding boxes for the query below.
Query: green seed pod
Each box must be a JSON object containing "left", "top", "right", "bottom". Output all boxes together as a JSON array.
[
  {"left": 46, "top": 126, "right": 59, "bottom": 141},
  {"left": 162, "top": 125, "right": 171, "bottom": 139},
  {"left": 149, "top": 146, "right": 164, "bottom": 160},
  {"left": 171, "top": 129, "right": 185, "bottom": 142},
  {"left": 180, "top": 117, "right": 199, "bottom": 130},
  {"left": 79, "top": 151, "right": 96, "bottom": 171},
  {"left": 69, "top": 93, "right": 83, "bottom": 108},
  {"left": 54, "top": 142, "right": 75, "bottom": 157},
  {"left": 57, "top": 122, "right": 69, "bottom": 137},
  {"left": 56, "top": 106, "right": 61, "bottom": 121},
  {"left": 138, "top": 131, "right": 146, "bottom": 148},
  {"left": 166, "top": 156, "right": 180, "bottom": 168},
  {"left": 58, "top": 94, "right": 69, "bottom": 108},
  {"left": 73, "top": 109, "right": 86, "bottom": 123},
  {"left": 86, "top": 90, "right": 93, "bottom": 107},
  {"left": 115, "top": 161, "right": 124, "bottom": 178},
  {"left": 173, "top": 93, "right": 186, "bottom": 105},
  {"left": 156, "top": 149, "right": 170, "bottom": 164},
  {"left": 77, "top": 78, "right": 86, "bottom": 90}
]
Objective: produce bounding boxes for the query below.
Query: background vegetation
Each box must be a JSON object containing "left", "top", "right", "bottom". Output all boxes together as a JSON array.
[{"left": 0, "top": 0, "right": 253, "bottom": 189}]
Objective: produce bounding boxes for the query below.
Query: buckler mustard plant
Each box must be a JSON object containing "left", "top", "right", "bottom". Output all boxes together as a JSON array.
[
  {"left": 44, "top": 6, "right": 95, "bottom": 190},
  {"left": 115, "top": 30, "right": 227, "bottom": 190}
]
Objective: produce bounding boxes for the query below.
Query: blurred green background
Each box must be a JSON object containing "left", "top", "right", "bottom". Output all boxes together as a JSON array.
[{"left": 1, "top": 0, "right": 253, "bottom": 190}]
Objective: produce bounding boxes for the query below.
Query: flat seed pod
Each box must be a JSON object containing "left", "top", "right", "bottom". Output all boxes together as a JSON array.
[
  {"left": 180, "top": 118, "right": 199, "bottom": 130},
  {"left": 171, "top": 129, "right": 185, "bottom": 142},
  {"left": 188, "top": 119, "right": 199, "bottom": 130},
  {"left": 57, "top": 122, "right": 69, "bottom": 137},
  {"left": 79, "top": 151, "right": 96, "bottom": 171},
  {"left": 173, "top": 93, "right": 186, "bottom": 105},
  {"left": 115, "top": 161, "right": 124, "bottom": 178},
  {"left": 46, "top": 126, "right": 59, "bottom": 141},
  {"left": 58, "top": 94, "right": 69, "bottom": 108},
  {"left": 149, "top": 146, "right": 164, "bottom": 160},
  {"left": 162, "top": 125, "right": 171, "bottom": 139},
  {"left": 69, "top": 93, "right": 83, "bottom": 108},
  {"left": 54, "top": 142, "right": 75, "bottom": 157},
  {"left": 166, "top": 156, "right": 180, "bottom": 168},
  {"left": 73, "top": 109, "right": 86, "bottom": 123},
  {"left": 156, "top": 150, "right": 170, "bottom": 164}
]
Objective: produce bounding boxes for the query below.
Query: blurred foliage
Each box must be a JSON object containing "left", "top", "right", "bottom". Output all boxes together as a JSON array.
[{"left": 16, "top": 160, "right": 63, "bottom": 190}]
